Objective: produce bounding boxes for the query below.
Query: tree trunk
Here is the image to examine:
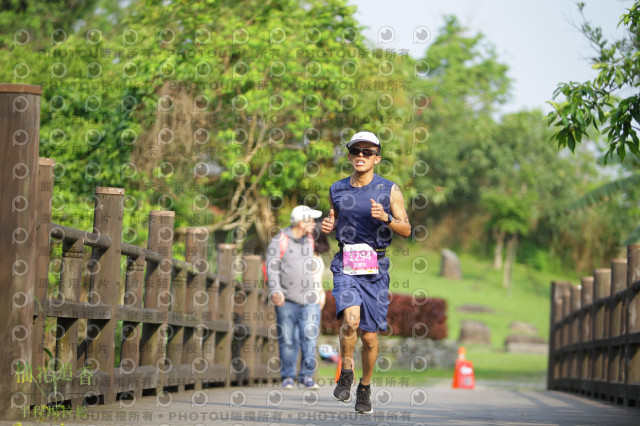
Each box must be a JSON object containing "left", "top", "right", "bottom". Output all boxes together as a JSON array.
[
  {"left": 253, "top": 196, "right": 276, "bottom": 250},
  {"left": 502, "top": 233, "right": 518, "bottom": 293},
  {"left": 493, "top": 228, "right": 505, "bottom": 270}
]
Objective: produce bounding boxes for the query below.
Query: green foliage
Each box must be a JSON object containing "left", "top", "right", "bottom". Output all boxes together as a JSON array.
[
  {"left": 624, "top": 223, "right": 640, "bottom": 245},
  {"left": 518, "top": 244, "right": 563, "bottom": 273},
  {"left": 1, "top": 0, "right": 419, "bottom": 245},
  {"left": 413, "top": 16, "right": 511, "bottom": 210},
  {"left": 0, "top": 0, "right": 100, "bottom": 48},
  {"left": 481, "top": 190, "right": 534, "bottom": 236},
  {"left": 5, "top": 0, "right": 427, "bottom": 247},
  {"left": 547, "top": 1, "right": 640, "bottom": 164},
  {"left": 568, "top": 173, "right": 640, "bottom": 210},
  {"left": 411, "top": 20, "right": 632, "bottom": 272},
  {"left": 0, "top": 0, "right": 634, "bottom": 270},
  {"left": 0, "top": 0, "right": 160, "bottom": 235},
  {"left": 566, "top": 173, "right": 640, "bottom": 245},
  {"left": 546, "top": 1, "right": 640, "bottom": 246}
]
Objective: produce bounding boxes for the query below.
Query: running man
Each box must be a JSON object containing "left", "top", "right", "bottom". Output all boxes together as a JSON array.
[{"left": 321, "top": 131, "right": 411, "bottom": 413}]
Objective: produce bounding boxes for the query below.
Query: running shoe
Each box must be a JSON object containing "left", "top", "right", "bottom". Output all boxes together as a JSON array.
[
  {"left": 332, "top": 369, "right": 354, "bottom": 402},
  {"left": 282, "top": 377, "right": 295, "bottom": 389},
  {"left": 355, "top": 381, "right": 372, "bottom": 413},
  {"left": 300, "top": 377, "right": 320, "bottom": 389}
]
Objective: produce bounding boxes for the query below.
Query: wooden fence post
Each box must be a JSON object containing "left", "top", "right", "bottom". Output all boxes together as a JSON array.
[
  {"left": 570, "top": 285, "right": 582, "bottom": 382},
  {"left": 593, "top": 269, "right": 611, "bottom": 388},
  {"left": 140, "top": 210, "right": 175, "bottom": 395},
  {"left": 201, "top": 265, "right": 219, "bottom": 387},
  {"left": 610, "top": 259, "right": 628, "bottom": 339},
  {"left": 626, "top": 245, "right": 640, "bottom": 406},
  {"left": 55, "top": 236, "right": 84, "bottom": 406},
  {"left": 561, "top": 289, "right": 572, "bottom": 381},
  {"left": 167, "top": 237, "right": 186, "bottom": 392},
  {"left": 236, "top": 255, "right": 262, "bottom": 385},
  {"left": 232, "top": 277, "right": 249, "bottom": 385},
  {"left": 85, "top": 187, "right": 124, "bottom": 405},
  {"left": 183, "top": 227, "right": 208, "bottom": 391},
  {"left": 608, "top": 258, "right": 627, "bottom": 402},
  {"left": 251, "top": 261, "right": 279, "bottom": 384},
  {"left": 216, "top": 244, "right": 237, "bottom": 387},
  {"left": 580, "top": 276, "right": 594, "bottom": 392},
  {"left": 31, "top": 157, "right": 55, "bottom": 407},
  {"left": 547, "top": 281, "right": 570, "bottom": 390},
  {"left": 120, "top": 246, "right": 145, "bottom": 401},
  {"left": 0, "top": 84, "right": 42, "bottom": 420},
  {"left": 260, "top": 287, "right": 280, "bottom": 384}
]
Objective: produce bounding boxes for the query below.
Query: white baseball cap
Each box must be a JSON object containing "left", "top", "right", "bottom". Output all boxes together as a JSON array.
[
  {"left": 346, "top": 131, "right": 381, "bottom": 148},
  {"left": 291, "top": 205, "right": 322, "bottom": 223}
]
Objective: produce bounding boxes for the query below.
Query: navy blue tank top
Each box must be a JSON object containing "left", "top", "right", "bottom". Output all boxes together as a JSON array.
[{"left": 330, "top": 174, "right": 395, "bottom": 250}]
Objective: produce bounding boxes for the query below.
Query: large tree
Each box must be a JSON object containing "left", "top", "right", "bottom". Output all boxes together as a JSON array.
[
  {"left": 412, "top": 16, "right": 511, "bottom": 213},
  {"left": 1, "top": 0, "right": 419, "bottom": 250},
  {"left": 122, "top": 0, "right": 419, "bottom": 247}
]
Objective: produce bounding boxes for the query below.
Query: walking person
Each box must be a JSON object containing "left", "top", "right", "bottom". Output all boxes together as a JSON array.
[
  {"left": 311, "top": 221, "right": 330, "bottom": 312},
  {"left": 288, "top": 222, "right": 329, "bottom": 386},
  {"left": 321, "top": 131, "right": 411, "bottom": 413},
  {"left": 266, "top": 205, "right": 323, "bottom": 390}
]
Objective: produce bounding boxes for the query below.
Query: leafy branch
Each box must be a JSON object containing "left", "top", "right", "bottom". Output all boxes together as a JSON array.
[{"left": 546, "top": 1, "right": 640, "bottom": 163}]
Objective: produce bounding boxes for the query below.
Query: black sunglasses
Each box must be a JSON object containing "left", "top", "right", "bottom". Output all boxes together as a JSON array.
[{"left": 348, "top": 147, "right": 379, "bottom": 157}]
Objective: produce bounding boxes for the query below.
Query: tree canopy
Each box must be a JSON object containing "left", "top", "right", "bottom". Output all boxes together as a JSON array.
[{"left": 1, "top": 0, "right": 634, "bottom": 274}]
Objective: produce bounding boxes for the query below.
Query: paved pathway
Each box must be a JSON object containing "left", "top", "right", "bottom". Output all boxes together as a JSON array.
[{"left": 8, "top": 381, "right": 640, "bottom": 425}]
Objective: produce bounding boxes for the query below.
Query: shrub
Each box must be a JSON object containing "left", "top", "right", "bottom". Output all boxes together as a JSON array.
[{"left": 321, "top": 290, "right": 447, "bottom": 340}]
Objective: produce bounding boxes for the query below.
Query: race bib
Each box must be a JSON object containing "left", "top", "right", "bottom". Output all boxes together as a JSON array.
[{"left": 342, "top": 243, "right": 378, "bottom": 275}]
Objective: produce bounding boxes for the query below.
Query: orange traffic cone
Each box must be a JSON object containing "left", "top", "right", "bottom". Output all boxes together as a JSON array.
[{"left": 452, "top": 346, "right": 475, "bottom": 389}]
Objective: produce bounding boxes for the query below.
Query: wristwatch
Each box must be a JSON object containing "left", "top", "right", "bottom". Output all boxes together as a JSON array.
[{"left": 386, "top": 213, "right": 393, "bottom": 224}]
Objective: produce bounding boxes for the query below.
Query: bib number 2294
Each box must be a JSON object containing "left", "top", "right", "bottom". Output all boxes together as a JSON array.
[{"left": 342, "top": 243, "right": 378, "bottom": 275}]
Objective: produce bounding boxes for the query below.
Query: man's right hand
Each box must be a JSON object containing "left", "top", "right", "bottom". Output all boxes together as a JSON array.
[
  {"left": 271, "top": 291, "right": 285, "bottom": 307},
  {"left": 321, "top": 209, "right": 335, "bottom": 234}
]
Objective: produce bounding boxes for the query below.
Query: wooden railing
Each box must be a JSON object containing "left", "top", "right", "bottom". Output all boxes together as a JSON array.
[
  {"left": 547, "top": 245, "right": 640, "bottom": 406},
  {"left": 0, "top": 84, "right": 277, "bottom": 421}
]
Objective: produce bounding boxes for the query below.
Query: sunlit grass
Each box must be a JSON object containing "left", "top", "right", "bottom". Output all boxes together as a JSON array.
[{"left": 382, "top": 240, "right": 574, "bottom": 347}]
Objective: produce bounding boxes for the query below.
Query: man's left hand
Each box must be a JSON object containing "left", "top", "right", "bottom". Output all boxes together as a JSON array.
[{"left": 370, "top": 198, "right": 389, "bottom": 222}]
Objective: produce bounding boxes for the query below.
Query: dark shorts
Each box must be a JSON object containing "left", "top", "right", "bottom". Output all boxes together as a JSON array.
[{"left": 330, "top": 252, "right": 390, "bottom": 333}]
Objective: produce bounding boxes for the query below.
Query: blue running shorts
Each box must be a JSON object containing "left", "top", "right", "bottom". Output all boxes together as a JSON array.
[{"left": 330, "top": 252, "right": 390, "bottom": 333}]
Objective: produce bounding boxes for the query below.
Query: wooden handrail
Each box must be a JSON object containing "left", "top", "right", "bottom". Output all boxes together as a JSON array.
[
  {"left": 0, "top": 83, "right": 278, "bottom": 421},
  {"left": 51, "top": 223, "right": 229, "bottom": 284},
  {"left": 548, "top": 246, "right": 640, "bottom": 407},
  {"left": 51, "top": 223, "right": 112, "bottom": 249}
]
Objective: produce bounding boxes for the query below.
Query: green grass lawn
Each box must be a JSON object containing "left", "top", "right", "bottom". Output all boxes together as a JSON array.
[
  {"left": 320, "top": 239, "right": 575, "bottom": 383},
  {"left": 385, "top": 241, "right": 568, "bottom": 346}
]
